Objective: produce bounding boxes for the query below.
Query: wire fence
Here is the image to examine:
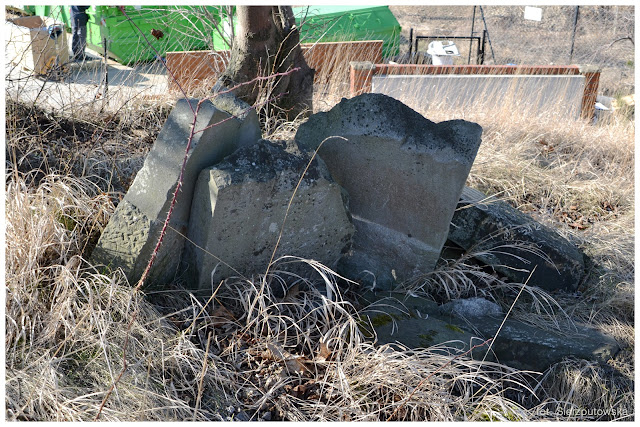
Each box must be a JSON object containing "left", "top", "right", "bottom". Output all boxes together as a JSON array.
[{"left": 393, "top": 5, "right": 634, "bottom": 96}]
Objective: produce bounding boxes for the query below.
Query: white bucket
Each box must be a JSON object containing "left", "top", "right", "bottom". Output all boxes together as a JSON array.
[
  {"left": 427, "top": 41, "right": 459, "bottom": 65},
  {"left": 430, "top": 55, "right": 454, "bottom": 65}
]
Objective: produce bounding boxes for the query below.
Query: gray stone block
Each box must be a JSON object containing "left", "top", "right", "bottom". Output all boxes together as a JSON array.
[
  {"left": 458, "top": 315, "right": 619, "bottom": 372},
  {"left": 183, "top": 139, "right": 355, "bottom": 292},
  {"left": 209, "top": 89, "right": 261, "bottom": 150},
  {"left": 448, "top": 186, "right": 585, "bottom": 291},
  {"left": 92, "top": 97, "right": 260, "bottom": 285},
  {"left": 295, "top": 93, "right": 482, "bottom": 289},
  {"left": 338, "top": 217, "right": 445, "bottom": 288},
  {"left": 88, "top": 199, "right": 152, "bottom": 276},
  {"left": 362, "top": 293, "right": 619, "bottom": 372}
]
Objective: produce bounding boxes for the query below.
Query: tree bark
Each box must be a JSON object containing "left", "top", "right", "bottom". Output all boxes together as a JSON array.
[{"left": 212, "top": 6, "right": 314, "bottom": 120}]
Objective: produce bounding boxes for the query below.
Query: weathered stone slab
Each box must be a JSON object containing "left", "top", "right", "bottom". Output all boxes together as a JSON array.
[
  {"left": 360, "top": 295, "right": 480, "bottom": 356},
  {"left": 295, "top": 93, "right": 482, "bottom": 289},
  {"left": 439, "top": 297, "right": 503, "bottom": 318},
  {"left": 337, "top": 217, "right": 448, "bottom": 287},
  {"left": 91, "top": 97, "right": 260, "bottom": 285},
  {"left": 361, "top": 293, "right": 619, "bottom": 372},
  {"left": 183, "top": 139, "right": 355, "bottom": 292},
  {"left": 448, "top": 186, "right": 585, "bottom": 291},
  {"left": 455, "top": 314, "right": 619, "bottom": 372}
]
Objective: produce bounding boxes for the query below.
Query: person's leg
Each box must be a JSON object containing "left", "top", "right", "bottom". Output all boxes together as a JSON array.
[
  {"left": 77, "top": 22, "right": 87, "bottom": 59},
  {"left": 71, "top": 16, "right": 88, "bottom": 60},
  {"left": 71, "top": 17, "right": 81, "bottom": 59}
]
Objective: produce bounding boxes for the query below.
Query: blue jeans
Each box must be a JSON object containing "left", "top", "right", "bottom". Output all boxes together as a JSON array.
[{"left": 71, "top": 13, "right": 88, "bottom": 58}]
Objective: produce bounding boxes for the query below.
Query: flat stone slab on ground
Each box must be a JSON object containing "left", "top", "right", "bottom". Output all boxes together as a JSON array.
[
  {"left": 448, "top": 186, "right": 586, "bottom": 291},
  {"left": 360, "top": 293, "right": 618, "bottom": 372},
  {"left": 457, "top": 313, "right": 619, "bottom": 372},
  {"left": 295, "top": 93, "right": 482, "bottom": 289},
  {"left": 92, "top": 97, "right": 260, "bottom": 285},
  {"left": 360, "top": 295, "right": 482, "bottom": 357},
  {"left": 183, "top": 139, "right": 355, "bottom": 292}
]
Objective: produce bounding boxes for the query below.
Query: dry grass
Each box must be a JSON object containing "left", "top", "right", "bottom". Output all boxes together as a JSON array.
[
  {"left": 426, "top": 106, "right": 634, "bottom": 325},
  {"left": 4, "top": 4, "right": 634, "bottom": 422},
  {"left": 402, "top": 245, "right": 578, "bottom": 335},
  {"left": 4, "top": 97, "right": 169, "bottom": 194},
  {"left": 5, "top": 102, "right": 634, "bottom": 420},
  {"left": 1, "top": 174, "right": 532, "bottom": 421},
  {"left": 391, "top": 80, "right": 634, "bottom": 421},
  {"left": 4, "top": 174, "right": 227, "bottom": 420}
]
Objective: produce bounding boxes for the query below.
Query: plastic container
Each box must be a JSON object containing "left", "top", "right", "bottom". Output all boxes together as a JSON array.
[
  {"left": 24, "top": 5, "right": 400, "bottom": 64},
  {"left": 85, "top": 6, "right": 229, "bottom": 65},
  {"left": 32, "top": 6, "right": 51, "bottom": 18},
  {"left": 164, "top": 6, "right": 230, "bottom": 53},
  {"left": 20, "top": 6, "right": 37, "bottom": 15},
  {"left": 292, "top": 6, "right": 401, "bottom": 59},
  {"left": 30, "top": 5, "right": 69, "bottom": 28},
  {"left": 85, "top": 6, "right": 169, "bottom": 64},
  {"left": 48, "top": 6, "right": 70, "bottom": 30},
  {"left": 426, "top": 41, "right": 460, "bottom": 65}
]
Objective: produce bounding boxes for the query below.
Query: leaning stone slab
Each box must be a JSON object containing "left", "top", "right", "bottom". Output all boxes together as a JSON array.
[
  {"left": 448, "top": 186, "right": 585, "bottom": 291},
  {"left": 361, "top": 293, "right": 619, "bottom": 372},
  {"left": 183, "top": 139, "right": 355, "bottom": 292},
  {"left": 295, "top": 93, "right": 483, "bottom": 289},
  {"left": 91, "top": 97, "right": 260, "bottom": 286}
]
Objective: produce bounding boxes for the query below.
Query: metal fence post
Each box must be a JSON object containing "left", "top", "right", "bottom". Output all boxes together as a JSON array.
[{"left": 569, "top": 6, "right": 580, "bottom": 64}]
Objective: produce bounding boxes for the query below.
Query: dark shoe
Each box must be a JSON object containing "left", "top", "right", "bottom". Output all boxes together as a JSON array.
[{"left": 73, "top": 54, "right": 99, "bottom": 62}]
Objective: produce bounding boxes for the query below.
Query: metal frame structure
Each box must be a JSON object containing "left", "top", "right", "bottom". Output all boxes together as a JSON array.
[{"left": 408, "top": 30, "right": 487, "bottom": 65}]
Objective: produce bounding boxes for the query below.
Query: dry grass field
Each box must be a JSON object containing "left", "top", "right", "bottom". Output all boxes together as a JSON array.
[{"left": 4, "top": 5, "right": 635, "bottom": 421}]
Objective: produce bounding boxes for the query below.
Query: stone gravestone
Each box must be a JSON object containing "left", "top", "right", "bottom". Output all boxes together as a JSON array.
[
  {"left": 183, "top": 139, "right": 355, "bottom": 292},
  {"left": 448, "top": 186, "right": 585, "bottom": 291},
  {"left": 91, "top": 97, "right": 260, "bottom": 285},
  {"left": 295, "top": 93, "right": 483, "bottom": 289},
  {"left": 361, "top": 293, "right": 619, "bottom": 372}
]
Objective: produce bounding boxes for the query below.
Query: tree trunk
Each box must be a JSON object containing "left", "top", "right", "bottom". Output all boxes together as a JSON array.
[{"left": 212, "top": 6, "right": 314, "bottom": 121}]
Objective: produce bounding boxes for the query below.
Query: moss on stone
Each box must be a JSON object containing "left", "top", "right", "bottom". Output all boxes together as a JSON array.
[
  {"left": 418, "top": 329, "right": 439, "bottom": 347},
  {"left": 445, "top": 323, "right": 465, "bottom": 333},
  {"left": 369, "top": 314, "right": 393, "bottom": 327}
]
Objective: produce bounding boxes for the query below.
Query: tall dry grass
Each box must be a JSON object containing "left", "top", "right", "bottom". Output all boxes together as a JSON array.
[
  {"left": 4, "top": 174, "right": 217, "bottom": 420},
  {"left": 4, "top": 181, "right": 541, "bottom": 421},
  {"left": 5, "top": 99, "right": 634, "bottom": 420},
  {"left": 4, "top": 5, "right": 634, "bottom": 422}
]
